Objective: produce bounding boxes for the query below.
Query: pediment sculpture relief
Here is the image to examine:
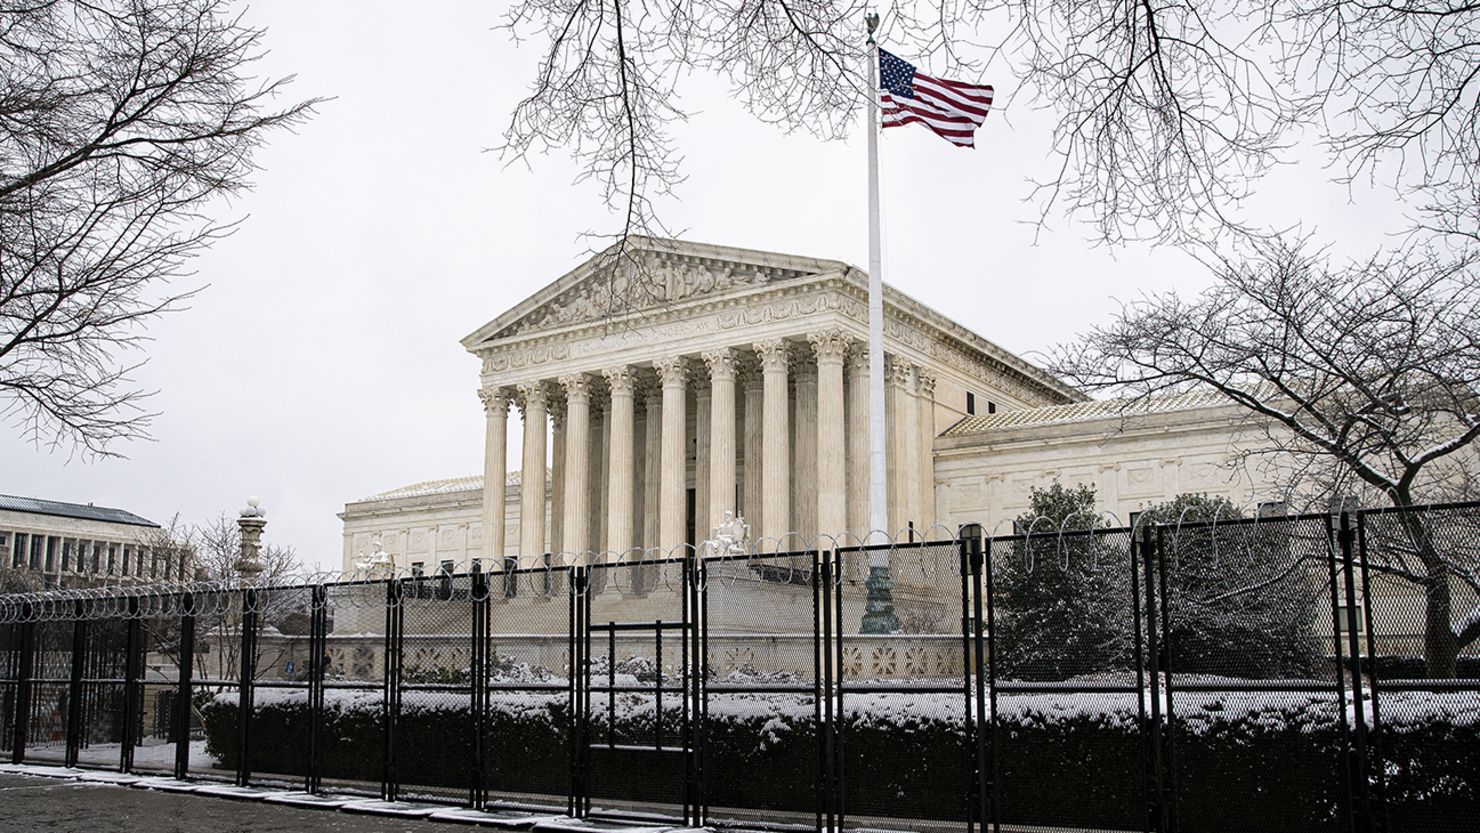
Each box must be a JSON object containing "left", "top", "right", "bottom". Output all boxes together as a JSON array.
[{"left": 498, "top": 252, "right": 807, "bottom": 338}]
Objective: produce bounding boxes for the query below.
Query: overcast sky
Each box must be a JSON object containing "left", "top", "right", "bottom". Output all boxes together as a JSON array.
[{"left": 2, "top": 2, "right": 1411, "bottom": 570}]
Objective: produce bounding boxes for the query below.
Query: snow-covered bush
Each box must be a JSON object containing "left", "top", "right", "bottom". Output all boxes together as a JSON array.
[{"left": 200, "top": 685, "right": 1478, "bottom": 832}]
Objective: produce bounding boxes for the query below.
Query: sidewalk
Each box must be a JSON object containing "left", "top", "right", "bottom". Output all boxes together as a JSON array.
[{"left": 0, "top": 771, "right": 687, "bottom": 833}]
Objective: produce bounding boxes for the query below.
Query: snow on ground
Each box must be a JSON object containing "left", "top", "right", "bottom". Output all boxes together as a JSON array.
[{"left": 22, "top": 740, "right": 220, "bottom": 773}]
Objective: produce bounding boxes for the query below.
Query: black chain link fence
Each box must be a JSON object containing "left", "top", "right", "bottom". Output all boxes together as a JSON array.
[{"left": 1, "top": 505, "right": 1476, "bottom": 833}]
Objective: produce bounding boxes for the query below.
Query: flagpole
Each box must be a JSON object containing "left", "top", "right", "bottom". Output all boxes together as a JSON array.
[
  {"left": 865, "top": 15, "right": 886, "bottom": 544},
  {"left": 861, "top": 13, "right": 898, "bottom": 635}
]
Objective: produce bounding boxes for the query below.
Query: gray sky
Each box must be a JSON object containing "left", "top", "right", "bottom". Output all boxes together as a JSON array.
[{"left": 1, "top": 1, "right": 1410, "bottom": 570}]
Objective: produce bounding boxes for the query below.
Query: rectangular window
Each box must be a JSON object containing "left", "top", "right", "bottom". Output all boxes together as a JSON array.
[
  {"left": 120, "top": 545, "right": 131, "bottom": 576},
  {"left": 12, "top": 533, "right": 26, "bottom": 568},
  {"left": 966, "top": 391, "right": 976, "bottom": 415},
  {"left": 107, "top": 545, "right": 117, "bottom": 575},
  {"left": 91, "top": 543, "right": 102, "bottom": 574},
  {"left": 410, "top": 561, "right": 424, "bottom": 578},
  {"left": 1335, "top": 602, "right": 1366, "bottom": 634},
  {"left": 61, "top": 540, "right": 72, "bottom": 572},
  {"left": 987, "top": 401, "right": 998, "bottom": 414},
  {"left": 44, "top": 537, "right": 58, "bottom": 572},
  {"left": 29, "top": 535, "right": 42, "bottom": 569}
]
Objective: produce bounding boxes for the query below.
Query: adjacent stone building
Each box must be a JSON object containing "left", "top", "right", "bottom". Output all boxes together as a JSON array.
[
  {"left": 341, "top": 238, "right": 1283, "bottom": 573},
  {"left": 0, "top": 494, "right": 179, "bottom": 588}
]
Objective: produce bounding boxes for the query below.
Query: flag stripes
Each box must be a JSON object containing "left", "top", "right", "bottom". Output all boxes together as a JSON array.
[{"left": 878, "top": 48, "right": 993, "bottom": 148}]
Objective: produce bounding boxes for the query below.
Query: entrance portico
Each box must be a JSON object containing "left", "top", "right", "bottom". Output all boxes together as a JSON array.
[{"left": 462, "top": 238, "right": 1080, "bottom": 564}]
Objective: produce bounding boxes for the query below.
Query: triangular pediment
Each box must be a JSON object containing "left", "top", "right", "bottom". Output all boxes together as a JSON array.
[{"left": 462, "top": 237, "right": 849, "bottom": 348}]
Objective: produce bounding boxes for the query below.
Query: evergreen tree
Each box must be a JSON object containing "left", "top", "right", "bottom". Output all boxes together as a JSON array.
[
  {"left": 994, "top": 483, "right": 1135, "bottom": 681},
  {"left": 1141, "top": 494, "right": 1322, "bottom": 678}
]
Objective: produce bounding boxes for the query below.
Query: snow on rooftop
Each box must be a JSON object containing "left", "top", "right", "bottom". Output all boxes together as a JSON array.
[
  {"left": 357, "top": 473, "right": 516, "bottom": 503},
  {"left": 943, "top": 388, "right": 1234, "bottom": 437}
]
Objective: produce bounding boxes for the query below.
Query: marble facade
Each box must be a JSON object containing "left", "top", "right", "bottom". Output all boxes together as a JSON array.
[{"left": 340, "top": 238, "right": 1282, "bottom": 573}]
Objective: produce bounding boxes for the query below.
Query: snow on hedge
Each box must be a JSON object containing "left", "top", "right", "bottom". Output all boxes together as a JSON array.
[{"left": 210, "top": 680, "right": 1480, "bottom": 735}]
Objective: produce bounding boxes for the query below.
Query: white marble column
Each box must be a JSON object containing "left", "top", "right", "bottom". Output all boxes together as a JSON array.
[
  {"left": 517, "top": 382, "right": 548, "bottom": 561},
  {"left": 642, "top": 379, "right": 663, "bottom": 550},
  {"left": 755, "top": 339, "right": 791, "bottom": 547},
  {"left": 704, "top": 348, "right": 739, "bottom": 536},
  {"left": 916, "top": 370, "right": 937, "bottom": 535},
  {"left": 742, "top": 365, "right": 764, "bottom": 532},
  {"left": 885, "top": 357, "right": 915, "bottom": 539},
  {"left": 694, "top": 379, "right": 711, "bottom": 545},
  {"left": 845, "top": 346, "right": 870, "bottom": 541},
  {"left": 655, "top": 357, "right": 689, "bottom": 552},
  {"left": 478, "top": 386, "right": 511, "bottom": 559},
  {"left": 811, "top": 330, "right": 849, "bottom": 547},
  {"left": 560, "top": 374, "right": 591, "bottom": 558},
  {"left": 590, "top": 390, "right": 607, "bottom": 559},
  {"left": 549, "top": 400, "right": 566, "bottom": 556},
  {"left": 793, "top": 359, "right": 818, "bottom": 546},
  {"left": 604, "top": 367, "right": 636, "bottom": 557}
]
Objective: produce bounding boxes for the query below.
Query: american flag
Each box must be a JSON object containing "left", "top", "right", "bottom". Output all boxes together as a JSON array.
[{"left": 878, "top": 49, "right": 993, "bottom": 148}]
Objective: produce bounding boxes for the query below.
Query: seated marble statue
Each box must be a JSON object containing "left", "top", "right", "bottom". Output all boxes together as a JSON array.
[
  {"left": 709, "top": 511, "right": 750, "bottom": 557},
  {"left": 354, "top": 540, "right": 393, "bottom": 577}
]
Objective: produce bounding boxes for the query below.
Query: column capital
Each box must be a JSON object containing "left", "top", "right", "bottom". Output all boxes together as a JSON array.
[
  {"left": 654, "top": 356, "right": 690, "bottom": 388},
  {"left": 559, "top": 373, "right": 592, "bottom": 402},
  {"left": 754, "top": 338, "right": 790, "bottom": 372},
  {"left": 516, "top": 381, "right": 548, "bottom": 414},
  {"left": 702, "top": 347, "right": 739, "bottom": 381},
  {"left": 603, "top": 365, "right": 636, "bottom": 395},
  {"left": 809, "top": 329, "right": 851, "bottom": 365},
  {"left": 846, "top": 342, "right": 870, "bottom": 376},
  {"left": 916, "top": 369, "right": 937, "bottom": 399},
  {"left": 885, "top": 355, "right": 914, "bottom": 389},
  {"left": 477, "top": 386, "right": 512, "bottom": 416}
]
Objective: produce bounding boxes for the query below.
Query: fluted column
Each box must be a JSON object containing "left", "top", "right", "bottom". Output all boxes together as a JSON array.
[
  {"left": 591, "top": 390, "right": 608, "bottom": 559},
  {"left": 742, "top": 365, "right": 764, "bottom": 531},
  {"left": 704, "top": 348, "right": 739, "bottom": 536},
  {"left": 916, "top": 371, "right": 937, "bottom": 535},
  {"left": 845, "top": 346, "right": 870, "bottom": 541},
  {"left": 517, "top": 382, "right": 549, "bottom": 561},
  {"left": 695, "top": 378, "right": 711, "bottom": 545},
  {"left": 793, "top": 357, "right": 818, "bottom": 546},
  {"left": 755, "top": 339, "right": 791, "bottom": 547},
  {"left": 560, "top": 375, "right": 591, "bottom": 558},
  {"left": 604, "top": 367, "right": 636, "bottom": 557},
  {"left": 549, "top": 399, "right": 566, "bottom": 556},
  {"left": 655, "top": 357, "right": 689, "bottom": 552},
  {"left": 885, "top": 357, "right": 915, "bottom": 538},
  {"left": 642, "top": 380, "right": 662, "bottom": 549},
  {"left": 478, "top": 387, "right": 511, "bottom": 559},
  {"left": 812, "top": 331, "right": 849, "bottom": 546}
]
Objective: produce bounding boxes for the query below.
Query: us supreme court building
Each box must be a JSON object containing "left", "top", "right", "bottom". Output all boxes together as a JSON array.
[{"left": 340, "top": 238, "right": 1273, "bottom": 573}]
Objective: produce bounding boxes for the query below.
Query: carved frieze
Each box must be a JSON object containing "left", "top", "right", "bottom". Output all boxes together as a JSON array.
[{"left": 496, "top": 251, "right": 808, "bottom": 339}]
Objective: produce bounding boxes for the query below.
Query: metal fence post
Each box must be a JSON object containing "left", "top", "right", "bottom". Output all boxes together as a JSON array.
[
  {"left": 960, "top": 524, "right": 989, "bottom": 833},
  {"left": 382, "top": 578, "right": 403, "bottom": 802},
  {"left": 1155, "top": 526, "right": 1180, "bottom": 833},
  {"left": 307, "top": 584, "right": 328, "bottom": 795},
  {"left": 1354, "top": 513, "right": 1387, "bottom": 833},
  {"left": 174, "top": 593, "right": 196, "bottom": 780},
  {"left": 122, "top": 596, "right": 142, "bottom": 772},
  {"left": 1338, "top": 512, "right": 1375, "bottom": 833},
  {"left": 237, "top": 587, "right": 258, "bottom": 787},
  {"left": 64, "top": 600, "right": 87, "bottom": 768},
  {"left": 470, "top": 566, "right": 488, "bottom": 809},
  {"left": 11, "top": 606, "right": 35, "bottom": 765},
  {"left": 1142, "top": 524, "right": 1166, "bottom": 833},
  {"left": 983, "top": 534, "right": 1001, "bottom": 833}
]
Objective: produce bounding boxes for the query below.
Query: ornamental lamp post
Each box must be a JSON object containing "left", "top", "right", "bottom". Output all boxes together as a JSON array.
[{"left": 235, "top": 496, "right": 267, "bottom": 581}]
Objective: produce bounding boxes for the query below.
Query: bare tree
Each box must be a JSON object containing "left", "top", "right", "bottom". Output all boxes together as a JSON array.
[
  {"left": 499, "top": 1, "right": 1478, "bottom": 250},
  {"left": 0, "top": 0, "right": 320, "bottom": 457},
  {"left": 186, "top": 512, "right": 302, "bottom": 686},
  {"left": 1046, "top": 236, "right": 1480, "bottom": 675}
]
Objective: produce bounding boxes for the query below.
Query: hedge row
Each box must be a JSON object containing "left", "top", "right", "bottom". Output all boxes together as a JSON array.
[{"left": 201, "top": 687, "right": 1478, "bottom": 833}]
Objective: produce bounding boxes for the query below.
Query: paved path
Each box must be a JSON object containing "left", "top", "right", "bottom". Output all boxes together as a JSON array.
[{"left": 0, "top": 773, "right": 519, "bottom": 833}]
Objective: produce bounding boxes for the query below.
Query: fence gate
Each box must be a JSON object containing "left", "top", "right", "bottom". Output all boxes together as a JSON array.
[{"left": 574, "top": 557, "right": 702, "bottom": 825}]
